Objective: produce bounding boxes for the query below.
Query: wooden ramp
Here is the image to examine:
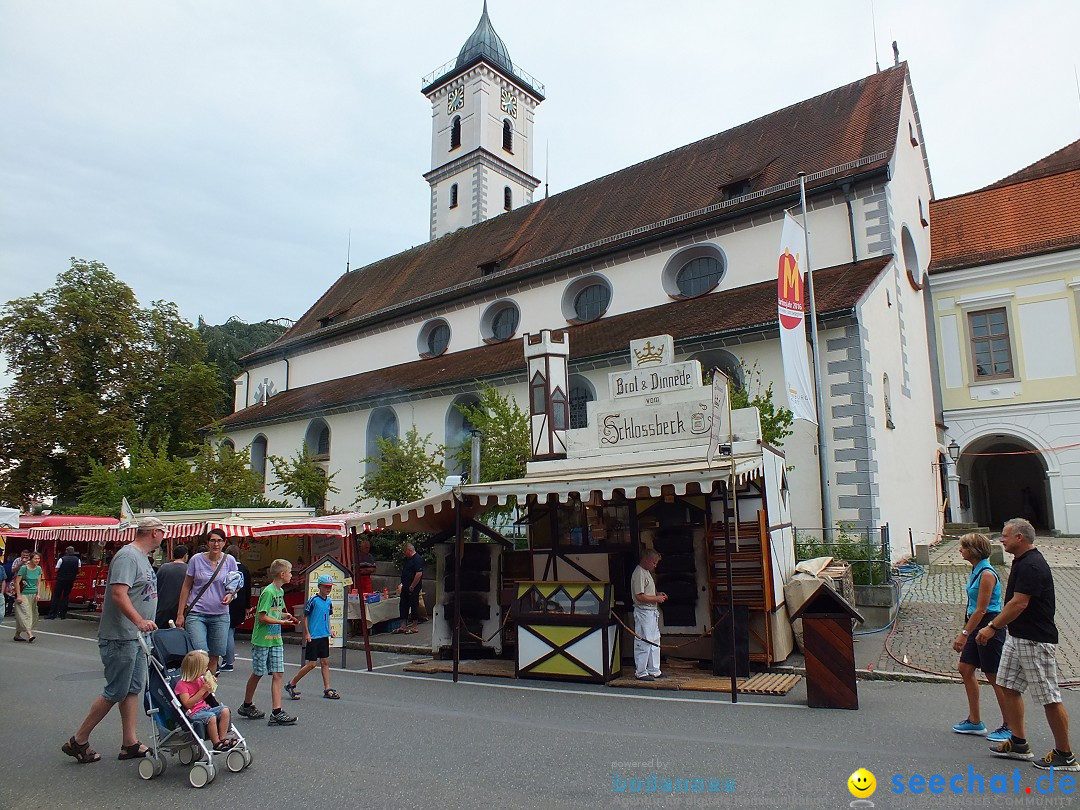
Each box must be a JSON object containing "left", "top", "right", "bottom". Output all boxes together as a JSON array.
[{"left": 403, "top": 659, "right": 516, "bottom": 678}]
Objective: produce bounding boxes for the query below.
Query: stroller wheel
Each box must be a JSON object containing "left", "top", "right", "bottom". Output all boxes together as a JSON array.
[
  {"left": 226, "top": 748, "right": 246, "bottom": 773},
  {"left": 154, "top": 754, "right": 167, "bottom": 777},
  {"left": 242, "top": 748, "right": 253, "bottom": 768},
  {"left": 189, "top": 762, "right": 214, "bottom": 788},
  {"left": 138, "top": 758, "right": 156, "bottom": 781},
  {"left": 178, "top": 745, "right": 196, "bottom": 766}
]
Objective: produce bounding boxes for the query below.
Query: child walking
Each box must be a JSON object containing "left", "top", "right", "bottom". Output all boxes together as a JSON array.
[
  {"left": 175, "top": 650, "right": 235, "bottom": 751},
  {"left": 238, "top": 559, "right": 299, "bottom": 726},
  {"left": 285, "top": 574, "right": 341, "bottom": 700}
]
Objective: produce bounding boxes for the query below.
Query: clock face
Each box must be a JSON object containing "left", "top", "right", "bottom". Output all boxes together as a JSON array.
[
  {"left": 500, "top": 88, "right": 517, "bottom": 118},
  {"left": 447, "top": 86, "right": 464, "bottom": 113}
]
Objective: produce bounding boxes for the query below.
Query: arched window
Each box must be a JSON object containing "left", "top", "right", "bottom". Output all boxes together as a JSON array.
[
  {"left": 450, "top": 115, "right": 461, "bottom": 150},
  {"left": 902, "top": 225, "right": 922, "bottom": 290},
  {"left": 688, "top": 349, "right": 743, "bottom": 391},
  {"left": 551, "top": 386, "right": 569, "bottom": 430},
  {"left": 502, "top": 119, "right": 513, "bottom": 152},
  {"left": 530, "top": 371, "right": 547, "bottom": 415},
  {"left": 220, "top": 438, "right": 236, "bottom": 456},
  {"left": 504, "top": 186, "right": 512, "bottom": 211},
  {"left": 250, "top": 435, "right": 268, "bottom": 484},
  {"left": 450, "top": 183, "right": 459, "bottom": 209},
  {"left": 305, "top": 419, "right": 331, "bottom": 460},
  {"left": 445, "top": 394, "right": 481, "bottom": 475},
  {"left": 365, "top": 408, "right": 399, "bottom": 474},
  {"left": 568, "top": 375, "right": 595, "bottom": 429}
]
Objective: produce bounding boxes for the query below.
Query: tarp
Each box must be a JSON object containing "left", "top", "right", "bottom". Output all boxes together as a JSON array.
[
  {"left": 0, "top": 507, "right": 19, "bottom": 528},
  {"left": 249, "top": 512, "right": 372, "bottom": 539}
]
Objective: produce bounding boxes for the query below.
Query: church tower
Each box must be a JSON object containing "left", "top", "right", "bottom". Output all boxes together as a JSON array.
[{"left": 422, "top": 3, "right": 544, "bottom": 241}]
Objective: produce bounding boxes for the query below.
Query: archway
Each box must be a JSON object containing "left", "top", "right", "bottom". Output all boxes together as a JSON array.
[{"left": 960, "top": 436, "right": 1050, "bottom": 531}]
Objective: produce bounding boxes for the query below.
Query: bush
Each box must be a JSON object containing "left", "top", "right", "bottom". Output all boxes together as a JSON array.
[{"left": 795, "top": 522, "right": 890, "bottom": 586}]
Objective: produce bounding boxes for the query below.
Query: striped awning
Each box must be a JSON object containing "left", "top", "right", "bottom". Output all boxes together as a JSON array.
[
  {"left": 28, "top": 525, "right": 138, "bottom": 544},
  {"left": 165, "top": 522, "right": 254, "bottom": 539}
]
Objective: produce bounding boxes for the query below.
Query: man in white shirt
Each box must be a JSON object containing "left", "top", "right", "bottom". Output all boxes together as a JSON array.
[{"left": 631, "top": 549, "right": 667, "bottom": 681}]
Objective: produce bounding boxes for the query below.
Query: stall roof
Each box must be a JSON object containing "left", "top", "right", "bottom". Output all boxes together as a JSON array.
[
  {"left": 250, "top": 513, "right": 373, "bottom": 539},
  {"left": 348, "top": 453, "right": 764, "bottom": 534}
]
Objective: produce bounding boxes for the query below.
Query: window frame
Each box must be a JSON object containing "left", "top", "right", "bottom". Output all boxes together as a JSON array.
[
  {"left": 449, "top": 183, "right": 458, "bottom": 209},
  {"left": 967, "top": 307, "right": 1015, "bottom": 382},
  {"left": 450, "top": 115, "right": 461, "bottom": 150},
  {"left": 502, "top": 119, "right": 513, "bottom": 152}
]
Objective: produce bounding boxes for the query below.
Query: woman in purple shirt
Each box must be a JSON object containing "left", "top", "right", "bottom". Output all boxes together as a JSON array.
[{"left": 176, "top": 528, "right": 239, "bottom": 674}]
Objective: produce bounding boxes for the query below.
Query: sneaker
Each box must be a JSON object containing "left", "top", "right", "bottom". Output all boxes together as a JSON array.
[
  {"left": 218, "top": 664, "right": 234, "bottom": 673},
  {"left": 237, "top": 703, "right": 265, "bottom": 720},
  {"left": 284, "top": 682, "right": 300, "bottom": 700},
  {"left": 268, "top": 709, "right": 297, "bottom": 726},
  {"left": 635, "top": 674, "right": 655, "bottom": 682},
  {"left": 990, "top": 739, "right": 1033, "bottom": 760},
  {"left": 986, "top": 724, "right": 1012, "bottom": 743},
  {"left": 952, "top": 719, "right": 988, "bottom": 735},
  {"left": 652, "top": 673, "right": 668, "bottom": 680},
  {"left": 1033, "top": 750, "right": 1080, "bottom": 771}
]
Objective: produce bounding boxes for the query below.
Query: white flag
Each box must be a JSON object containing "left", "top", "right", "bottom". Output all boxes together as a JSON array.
[
  {"left": 707, "top": 369, "right": 731, "bottom": 466},
  {"left": 777, "top": 214, "right": 818, "bottom": 424},
  {"left": 120, "top": 496, "right": 135, "bottom": 526}
]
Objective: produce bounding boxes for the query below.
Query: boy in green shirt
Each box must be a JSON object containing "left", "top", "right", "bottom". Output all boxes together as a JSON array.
[{"left": 238, "top": 559, "right": 299, "bottom": 725}]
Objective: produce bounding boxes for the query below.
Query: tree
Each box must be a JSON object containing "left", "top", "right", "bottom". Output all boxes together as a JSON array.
[
  {"left": 198, "top": 316, "right": 287, "bottom": 412},
  {"left": 729, "top": 362, "right": 795, "bottom": 447},
  {"left": 269, "top": 444, "right": 339, "bottom": 510},
  {"left": 357, "top": 426, "right": 446, "bottom": 509},
  {"left": 189, "top": 432, "right": 266, "bottom": 505},
  {"left": 0, "top": 259, "right": 145, "bottom": 504}
]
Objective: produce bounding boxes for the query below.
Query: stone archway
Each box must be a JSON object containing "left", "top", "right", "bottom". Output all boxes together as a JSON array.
[{"left": 962, "top": 437, "right": 1051, "bottom": 531}]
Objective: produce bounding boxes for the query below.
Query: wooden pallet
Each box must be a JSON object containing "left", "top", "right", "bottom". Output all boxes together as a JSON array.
[
  {"left": 739, "top": 672, "right": 802, "bottom": 695},
  {"left": 403, "top": 658, "right": 516, "bottom": 678}
]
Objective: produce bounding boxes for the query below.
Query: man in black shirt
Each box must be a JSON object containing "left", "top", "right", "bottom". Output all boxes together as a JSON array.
[
  {"left": 47, "top": 546, "right": 82, "bottom": 619},
  {"left": 978, "top": 518, "right": 1076, "bottom": 771},
  {"left": 397, "top": 543, "right": 424, "bottom": 634}
]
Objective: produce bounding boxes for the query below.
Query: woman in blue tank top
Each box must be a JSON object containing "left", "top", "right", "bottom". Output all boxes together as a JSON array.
[{"left": 951, "top": 533, "right": 1009, "bottom": 740}]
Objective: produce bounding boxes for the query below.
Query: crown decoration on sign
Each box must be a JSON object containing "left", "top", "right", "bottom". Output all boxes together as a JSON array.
[{"left": 632, "top": 340, "right": 666, "bottom": 366}]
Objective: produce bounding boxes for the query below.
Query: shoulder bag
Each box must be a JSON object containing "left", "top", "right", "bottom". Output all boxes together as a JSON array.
[{"left": 182, "top": 553, "right": 229, "bottom": 619}]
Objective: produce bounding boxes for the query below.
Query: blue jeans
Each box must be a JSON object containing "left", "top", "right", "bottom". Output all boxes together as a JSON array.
[
  {"left": 185, "top": 611, "right": 230, "bottom": 658},
  {"left": 223, "top": 626, "right": 236, "bottom": 667}
]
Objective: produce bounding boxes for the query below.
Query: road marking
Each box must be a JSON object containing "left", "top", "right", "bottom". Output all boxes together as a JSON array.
[{"left": 6, "top": 624, "right": 804, "bottom": 709}]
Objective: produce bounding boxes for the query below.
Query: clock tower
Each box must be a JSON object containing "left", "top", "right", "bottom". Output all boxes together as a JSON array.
[{"left": 422, "top": 2, "right": 544, "bottom": 241}]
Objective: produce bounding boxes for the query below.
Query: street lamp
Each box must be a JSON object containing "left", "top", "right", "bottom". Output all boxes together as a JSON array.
[{"left": 947, "top": 439, "right": 961, "bottom": 463}]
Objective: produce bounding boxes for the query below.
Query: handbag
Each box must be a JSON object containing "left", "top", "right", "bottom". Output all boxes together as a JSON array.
[{"left": 182, "top": 553, "right": 229, "bottom": 619}]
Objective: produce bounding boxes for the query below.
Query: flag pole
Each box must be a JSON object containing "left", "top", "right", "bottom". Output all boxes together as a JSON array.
[{"left": 799, "top": 172, "right": 834, "bottom": 537}]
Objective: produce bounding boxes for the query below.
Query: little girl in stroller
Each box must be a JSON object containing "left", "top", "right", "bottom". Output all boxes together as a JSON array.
[{"left": 176, "top": 650, "right": 235, "bottom": 752}]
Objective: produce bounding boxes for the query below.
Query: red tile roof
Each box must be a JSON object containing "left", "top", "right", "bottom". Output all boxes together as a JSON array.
[
  {"left": 249, "top": 65, "right": 909, "bottom": 362},
  {"left": 982, "top": 138, "right": 1080, "bottom": 190},
  {"left": 219, "top": 255, "right": 891, "bottom": 430},
  {"left": 929, "top": 167, "right": 1080, "bottom": 273}
]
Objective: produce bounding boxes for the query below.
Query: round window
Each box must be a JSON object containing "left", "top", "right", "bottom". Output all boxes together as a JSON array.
[
  {"left": 490, "top": 304, "right": 519, "bottom": 341},
  {"left": 426, "top": 323, "right": 450, "bottom": 356},
  {"left": 573, "top": 284, "right": 611, "bottom": 322},
  {"left": 676, "top": 255, "right": 724, "bottom": 297}
]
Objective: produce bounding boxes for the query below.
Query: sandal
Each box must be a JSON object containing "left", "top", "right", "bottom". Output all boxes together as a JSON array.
[
  {"left": 27, "top": 635, "right": 36, "bottom": 643},
  {"left": 213, "top": 739, "right": 236, "bottom": 752},
  {"left": 392, "top": 627, "right": 408, "bottom": 634},
  {"left": 323, "top": 689, "right": 341, "bottom": 699},
  {"left": 118, "top": 742, "right": 151, "bottom": 760},
  {"left": 62, "top": 736, "right": 101, "bottom": 764},
  {"left": 404, "top": 627, "right": 419, "bottom": 634},
  {"left": 284, "top": 682, "right": 300, "bottom": 700},
  {"left": 13, "top": 635, "right": 25, "bottom": 642}
]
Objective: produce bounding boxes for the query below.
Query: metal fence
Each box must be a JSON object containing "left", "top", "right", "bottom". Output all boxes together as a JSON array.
[{"left": 793, "top": 523, "right": 892, "bottom": 586}]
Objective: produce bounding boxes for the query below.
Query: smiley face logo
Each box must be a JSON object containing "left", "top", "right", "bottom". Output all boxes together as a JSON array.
[{"left": 847, "top": 768, "right": 876, "bottom": 798}]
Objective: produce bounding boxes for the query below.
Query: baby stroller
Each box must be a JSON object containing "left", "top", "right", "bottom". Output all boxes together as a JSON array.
[{"left": 138, "top": 627, "right": 252, "bottom": 787}]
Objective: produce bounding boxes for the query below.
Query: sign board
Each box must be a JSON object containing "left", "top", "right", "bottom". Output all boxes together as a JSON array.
[
  {"left": 629, "top": 335, "right": 674, "bottom": 369},
  {"left": 608, "top": 361, "right": 700, "bottom": 400},
  {"left": 597, "top": 401, "right": 712, "bottom": 449},
  {"left": 302, "top": 554, "right": 352, "bottom": 649}
]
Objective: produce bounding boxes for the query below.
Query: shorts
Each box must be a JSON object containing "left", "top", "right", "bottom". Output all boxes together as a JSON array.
[
  {"left": 251, "top": 644, "right": 285, "bottom": 676},
  {"left": 99, "top": 638, "right": 148, "bottom": 703},
  {"left": 997, "top": 635, "right": 1062, "bottom": 705},
  {"left": 185, "top": 611, "right": 230, "bottom": 658},
  {"left": 189, "top": 705, "right": 226, "bottom": 725},
  {"left": 304, "top": 636, "right": 331, "bottom": 661},
  {"left": 959, "top": 614, "right": 1005, "bottom": 674}
]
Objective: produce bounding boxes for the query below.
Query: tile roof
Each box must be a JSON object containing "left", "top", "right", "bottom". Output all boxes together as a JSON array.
[
  {"left": 251, "top": 65, "right": 909, "bottom": 361},
  {"left": 929, "top": 167, "right": 1080, "bottom": 273},
  {"left": 219, "top": 255, "right": 891, "bottom": 430},
  {"left": 981, "top": 138, "right": 1080, "bottom": 190}
]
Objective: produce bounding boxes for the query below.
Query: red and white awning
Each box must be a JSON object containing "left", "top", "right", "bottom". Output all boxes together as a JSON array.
[
  {"left": 28, "top": 525, "right": 138, "bottom": 544},
  {"left": 165, "top": 522, "right": 254, "bottom": 539}
]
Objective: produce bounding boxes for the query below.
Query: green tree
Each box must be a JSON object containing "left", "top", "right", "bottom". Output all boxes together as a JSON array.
[
  {"left": 357, "top": 426, "right": 446, "bottom": 508},
  {"left": 189, "top": 433, "right": 266, "bottom": 505},
  {"left": 730, "top": 362, "right": 794, "bottom": 447},
  {"left": 198, "top": 316, "right": 287, "bottom": 411},
  {"left": 269, "top": 444, "right": 339, "bottom": 510},
  {"left": 0, "top": 259, "right": 145, "bottom": 504}
]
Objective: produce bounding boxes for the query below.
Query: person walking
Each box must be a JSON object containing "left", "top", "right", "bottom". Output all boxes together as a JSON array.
[
  {"left": 950, "top": 533, "right": 1009, "bottom": 741},
  {"left": 176, "top": 529, "right": 239, "bottom": 674},
  {"left": 220, "top": 544, "right": 251, "bottom": 673},
  {"left": 395, "top": 543, "right": 424, "bottom": 634},
  {"left": 5, "top": 550, "right": 31, "bottom": 617},
  {"left": 154, "top": 544, "right": 188, "bottom": 630},
  {"left": 285, "top": 574, "right": 341, "bottom": 700},
  {"left": 631, "top": 548, "right": 667, "bottom": 682},
  {"left": 62, "top": 516, "right": 164, "bottom": 763},
  {"left": 13, "top": 551, "right": 43, "bottom": 642},
  {"left": 981, "top": 518, "right": 1079, "bottom": 771},
  {"left": 46, "top": 546, "right": 82, "bottom": 620},
  {"left": 237, "top": 559, "right": 298, "bottom": 726}
]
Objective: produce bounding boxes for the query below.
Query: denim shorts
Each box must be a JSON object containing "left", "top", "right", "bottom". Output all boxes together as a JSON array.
[
  {"left": 185, "top": 611, "right": 230, "bottom": 658},
  {"left": 189, "top": 705, "right": 226, "bottom": 724},
  {"left": 99, "top": 638, "right": 147, "bottom": 702}
]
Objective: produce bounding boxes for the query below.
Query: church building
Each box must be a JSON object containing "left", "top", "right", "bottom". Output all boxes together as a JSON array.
[{"left": 219, "top": 5, "right": 944, "bottom": 558}]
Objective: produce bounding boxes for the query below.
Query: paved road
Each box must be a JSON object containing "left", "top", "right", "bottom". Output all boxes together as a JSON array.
[{"left": 5, "top": 619, "right": 1080, "bottom": 809}]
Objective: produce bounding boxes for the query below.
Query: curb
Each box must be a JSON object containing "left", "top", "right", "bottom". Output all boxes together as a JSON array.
[{"left": 768, "top": 664, "right": 960, "bottom": 685}]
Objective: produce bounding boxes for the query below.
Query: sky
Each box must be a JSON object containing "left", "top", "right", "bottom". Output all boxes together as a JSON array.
[{"left": 2, "top": 0, "right": 1079, "bottom": 331}]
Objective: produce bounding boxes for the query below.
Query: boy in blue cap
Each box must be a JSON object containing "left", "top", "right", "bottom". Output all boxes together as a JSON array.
[{"left": 284, "top": 574, "right": 341, "bottom": 700}]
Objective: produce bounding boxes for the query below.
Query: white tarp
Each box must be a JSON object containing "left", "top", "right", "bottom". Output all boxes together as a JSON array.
[{"left": 0, "top": 507, "right": 18, "bottom": 529}]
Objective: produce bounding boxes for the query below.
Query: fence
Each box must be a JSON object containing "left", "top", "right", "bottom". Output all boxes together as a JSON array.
[{"left": 794, "top": 523, "right": 892, "bottom": 586}]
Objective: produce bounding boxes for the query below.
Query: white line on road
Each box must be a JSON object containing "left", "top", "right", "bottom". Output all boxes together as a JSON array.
[{"left": 8, "top": 623, "right": 805, "bottom": 710}]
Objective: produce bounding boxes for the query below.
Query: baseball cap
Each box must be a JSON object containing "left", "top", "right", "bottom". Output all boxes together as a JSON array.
[
  {"left": 317, "top": 574, "right": 335, "bottom": 586},
  {"left": 137, "top": 516, "right": 165, "bottom": 531}
]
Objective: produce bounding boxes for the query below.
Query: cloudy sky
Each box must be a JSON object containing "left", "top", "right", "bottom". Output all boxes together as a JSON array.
[{"left": 2, "top": 1, "right": 1078, "bottom": 330}]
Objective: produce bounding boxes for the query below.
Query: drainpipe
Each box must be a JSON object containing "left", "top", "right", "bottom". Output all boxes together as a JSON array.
[
  {"left": 841, "top": 182, "right": 858, "bottom": 263},
  {"left": 242, "top": 370, "right": 250, "bottom": 408},
  {"left": 283, "top": 356, "right": 290, "bottom": 391}
]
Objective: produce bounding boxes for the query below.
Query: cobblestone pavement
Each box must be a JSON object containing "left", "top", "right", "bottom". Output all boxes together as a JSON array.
[{"left": 873, "top": 535, "right": 1080, "bottom": 680}]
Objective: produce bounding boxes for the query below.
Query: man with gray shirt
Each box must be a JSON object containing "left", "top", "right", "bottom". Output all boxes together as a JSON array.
[{"left": 62, "top": 517, "right": 163, "bottom": 764}]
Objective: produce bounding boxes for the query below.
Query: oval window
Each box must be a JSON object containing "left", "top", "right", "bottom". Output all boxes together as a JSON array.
[
  {"left": 573, "top": 284, "right": 611, "bottom": 322},
  {"left": 490, "top": 305, "right": 519, "bottom": 341},
  {"left": 676, "top": 255, "right": 724, "bottom": 297},
  {"left": 426, "top": 323, "right": 450, "bottom": 356}
]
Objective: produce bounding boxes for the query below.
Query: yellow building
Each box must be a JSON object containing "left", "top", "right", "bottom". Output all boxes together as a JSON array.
[{"left": 929, "top": 140, "right": 1080, "bottom": 533}]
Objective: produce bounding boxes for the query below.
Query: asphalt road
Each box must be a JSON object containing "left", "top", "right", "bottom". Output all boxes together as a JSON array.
[{"left": 5, "top": 619, "right": 1080, "bottom": 809}]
